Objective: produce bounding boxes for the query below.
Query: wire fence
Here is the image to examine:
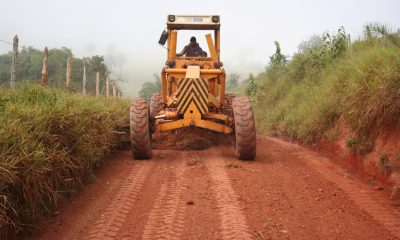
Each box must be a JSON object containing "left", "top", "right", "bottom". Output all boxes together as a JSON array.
[{"left": 0, "top": 35, "right": 121, "bottom": 97}]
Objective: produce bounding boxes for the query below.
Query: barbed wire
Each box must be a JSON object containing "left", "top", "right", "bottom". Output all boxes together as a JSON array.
[
  {"left": 0, "top": 39, "right": 14, "bottom": 45},
  {"left": 0, "top": 38, "right": 35, "bottom": 50}
]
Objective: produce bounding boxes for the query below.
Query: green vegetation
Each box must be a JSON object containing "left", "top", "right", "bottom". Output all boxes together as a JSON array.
[
  {"left": 0, "top": 85, "right": 129, "bottom": 238},
  {"left": 245, "top": 74, "right": 257, "bottom": 96},
  {"left": 0, "top": 46, "right": 118, "bottom": 94},
  {"left": 139, "top": 73, "right": 161, "bottom": 98},
  {"left": 227, "top": 73, "right": 240, "bottom": 90},
  {"left": 249, "top": 24, "right": 400, "bottom": 144}
]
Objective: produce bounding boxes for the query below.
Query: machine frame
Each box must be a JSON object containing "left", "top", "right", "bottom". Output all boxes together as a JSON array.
[{"left": 156, "top": 14, "right": 232, "bottom": 134}]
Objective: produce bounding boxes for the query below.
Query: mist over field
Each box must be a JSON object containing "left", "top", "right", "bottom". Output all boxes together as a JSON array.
[{"left": 0, "top": 0, "right": 399, "bottom": 97}]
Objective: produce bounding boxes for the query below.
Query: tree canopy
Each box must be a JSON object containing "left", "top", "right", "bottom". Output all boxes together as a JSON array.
[{"left": 138, "top": 74, "right": 161, "bottom": 99}]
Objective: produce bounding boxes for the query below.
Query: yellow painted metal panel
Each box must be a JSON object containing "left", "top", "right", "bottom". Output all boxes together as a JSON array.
[
  {"left": 203, "top": 113, "right": 230, "bottom": 122},
  {"left": 169, "top": 31, "right": 177, "bottom": 60},
  {"left": 155, "top": 119, "right": 232, "bottom": 134},
  {"left": 220, "top": 73, "right": 226, "bottom": 104},
  {"left": 165, "top": 69, "right": 223, "bottom": 74},
  {"left": 176, "top": 78, "right": 208, "bottom": 115},
  {"left": 161, "top": 70, "right": 167, "bottom": 102},
  {"left": 205, "top": 33, "right": 218, "bottom": 62},
  {"left": 215, "top": 30, "right": 220, "bottom": 59},
  {"left": 185, "top": 65, "right": 200, "bottom": 78}
]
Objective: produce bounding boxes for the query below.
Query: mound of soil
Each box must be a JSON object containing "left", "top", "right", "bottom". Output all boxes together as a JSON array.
[{"left": 152, "top": 127, "right": 233, "bottom": 151}]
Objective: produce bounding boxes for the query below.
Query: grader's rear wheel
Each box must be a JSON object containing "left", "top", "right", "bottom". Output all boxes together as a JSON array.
[
  {"left": 232, "top": 96, "right": 256, "bottom": 160},
  {"left": 150, "top": 92, "right": 164, "bottom": 132},
  {"left": 130, "top": 98, "right": 152, "bottom": 160}
]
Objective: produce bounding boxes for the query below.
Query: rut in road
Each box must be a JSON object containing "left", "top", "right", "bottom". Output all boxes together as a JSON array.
[
  {"left": 299, "top": 150, "right": 400, "bottom": 238},
  {"left": 87, "top": 162, "right": 152, "bottom": 239},
  {"left": 206, "top": 153, "right": 254, "bottom": 240},
  {"left": 270, "top": 137, "right": 400, "bottom": 239},
  {"left": 38, "top": 138, "right": 400, "bottom": 240},
  {"left": 142, "top": 159, "right": 187, "bottom": 240}
]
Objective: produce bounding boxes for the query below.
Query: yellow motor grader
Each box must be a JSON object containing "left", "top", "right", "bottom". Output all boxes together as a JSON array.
[{"left": 130, "top": 15, "right": 256, "bottom": 160}]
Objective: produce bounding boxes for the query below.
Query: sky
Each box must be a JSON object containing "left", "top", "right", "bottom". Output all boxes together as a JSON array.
[{"left": 0, "top": 0, "right": 399, "bottom": 96}]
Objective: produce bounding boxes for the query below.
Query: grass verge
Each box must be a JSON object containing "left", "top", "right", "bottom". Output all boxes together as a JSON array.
[
  {"left": 0, "top": 84, "right": 129, "bottom": 238},
  {"left": 251, "top": 27, "right": 400, "bottom": 147}
]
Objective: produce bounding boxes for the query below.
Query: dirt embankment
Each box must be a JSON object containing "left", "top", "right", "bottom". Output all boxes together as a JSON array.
[{"left": 317, "top": 119, "right": 400, "bottom": 199}]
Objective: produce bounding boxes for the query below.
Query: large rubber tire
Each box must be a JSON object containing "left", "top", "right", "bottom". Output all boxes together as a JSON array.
[
  {"left": 232, "top": 96, "right": 256, "bottom": 160},
  {"left": 150, "top": 92, "right": 164, "bottom": 132},
  {"left": 225, "top": 93, "right": 236, "bottom": 106},
  {"left": 150, "top": 92, "right": 164, "bottom": 118},
  {"left": 224, "top": 93, "right": 236, "bottom": 117},
  {"left": 130, "top": 98, "right": 152, "bottom": 160}
]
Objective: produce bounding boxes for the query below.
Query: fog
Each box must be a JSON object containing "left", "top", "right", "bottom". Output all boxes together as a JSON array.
[{"left": 0, "top": 0, "right": 399, "bottom": 96}]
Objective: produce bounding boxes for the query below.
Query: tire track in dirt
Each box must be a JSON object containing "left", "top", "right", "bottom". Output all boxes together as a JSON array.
[
  {"left": 304, "top": 155, "right": 400, "bottom": 239},
  {"left": 141, "top": 159, "right": 187, "bottom": 240},
  {"left": 86, "top": 161, "right": 152, "bottom": 239},
  {"left": 268, "top": 138, "right": 400, "bottom": 239},
  {"left": 205, "top": 156, "right": 253, "bottom": 240}
]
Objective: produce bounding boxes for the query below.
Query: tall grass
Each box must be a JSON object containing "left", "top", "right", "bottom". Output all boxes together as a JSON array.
[
  {"left": 0, "top": 84, "right": 129, "bottom": 238},
  {"left": 253, "top": 26, "right": 400, "bottom": 145}
]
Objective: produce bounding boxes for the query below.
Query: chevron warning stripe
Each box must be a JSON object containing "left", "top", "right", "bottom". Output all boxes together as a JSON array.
[{"left": 177, "top": 78, "right": 209, "bottom": 115}]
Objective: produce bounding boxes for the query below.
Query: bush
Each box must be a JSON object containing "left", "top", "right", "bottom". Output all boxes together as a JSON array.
[
  {"left": 0, "top": 84, "right": 129, "bottom": 238},
  {"left": 253, "top": 25, "right": 400, "bottom": 145}
]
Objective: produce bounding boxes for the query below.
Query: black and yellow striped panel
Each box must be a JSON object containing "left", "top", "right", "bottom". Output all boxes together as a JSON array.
[{"left": 176, "top": 78, "right": 209, "bottom": 115}]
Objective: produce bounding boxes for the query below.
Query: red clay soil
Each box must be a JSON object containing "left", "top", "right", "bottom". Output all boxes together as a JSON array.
[
  {"left": 315, "top": 120, "right": 400, "bottom": 198},
  {"left": 36, "top": 136, "right": 400, "bottom": 240}
]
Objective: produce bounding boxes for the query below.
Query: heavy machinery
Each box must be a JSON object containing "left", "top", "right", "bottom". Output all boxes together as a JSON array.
[{"left": 130, "top": 15, "right": 256, "bottom": 160}]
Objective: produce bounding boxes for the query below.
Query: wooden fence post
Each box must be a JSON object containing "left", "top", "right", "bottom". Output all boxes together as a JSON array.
[
  {"left": 96, "top": 71, "right": 100, "bottom": 97},
  {"left": 41, "top": 47, "right": 49, "bottom": 87},
  {"left": 82, "top": 65, "right": 87, "bottom": 95},
  {"left": 112, "top": 82, "right": 116, "bottom": 97},
  {"left": 10, "top": 35, "right": 18, "bottom": 90},
  {"left": 66, "top": 57, "right": 72, "bottom": 90},
  {"left": 106, "top": 77, "right": 110, "bottom": 97}
]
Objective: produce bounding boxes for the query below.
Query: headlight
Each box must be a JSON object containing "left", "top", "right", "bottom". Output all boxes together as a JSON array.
[
  {"left": 167, "top": 60, "right": 176, "bottom": 68},
  {"left": 168, "top": 15, "right": 176, "bottom": 22},
  {"left": 214, "top": 62, "right": 223, "bottom": 68},
  {"left": 212, "top": 16, "right": 219, "bottom": 23}
]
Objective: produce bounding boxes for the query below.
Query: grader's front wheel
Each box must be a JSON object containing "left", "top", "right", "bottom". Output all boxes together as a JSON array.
[
  {"left": 224, "top": 93, "right": 236, "bottom": 117},
  {"left": 150, "top": 92, "right": 164, "bottom": 132},
  {"left": 232, "top": 96, "right": 256, "bottom": 160},
  {"left": 130, "top": 98, "right": 152, "bottom": 160}
]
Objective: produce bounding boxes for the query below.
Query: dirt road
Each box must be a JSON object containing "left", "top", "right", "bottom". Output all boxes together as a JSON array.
[{"left": 39, "top": 136, "right": 400, "bottom": 240}]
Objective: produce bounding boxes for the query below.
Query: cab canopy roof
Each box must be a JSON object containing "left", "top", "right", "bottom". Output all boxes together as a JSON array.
[{"left": 167, "top": 15, "right": 220, "bottom": 30}]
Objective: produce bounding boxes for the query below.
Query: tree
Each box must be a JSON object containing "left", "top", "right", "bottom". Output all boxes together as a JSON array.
[
  {"left": 245, "top": 74, "right": 257, "bottom": 97},
  {"left": 269, "top": 41, "right": 287, "bottom": 66},
  {"left": 82, "top": 55, "right": 108, "bottom": 95},
  {"left": 321, "top": 26, "right": 348, "bottom": 58},
  {"left": 138, "top": 73, "right": 161, "bottom": 98},
  {"left": 227, "top": 73, "right": 240, "bottom": 89}
]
